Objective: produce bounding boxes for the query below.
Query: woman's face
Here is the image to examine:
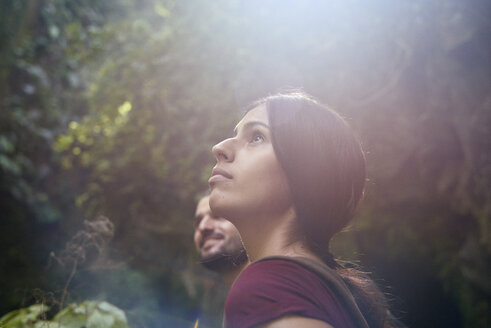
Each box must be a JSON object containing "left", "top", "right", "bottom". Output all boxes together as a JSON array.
[{"left": 209, "top": 105, "right": 292, "bottom": 223}]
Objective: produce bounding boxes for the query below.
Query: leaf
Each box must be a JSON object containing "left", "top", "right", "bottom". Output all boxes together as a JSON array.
[
  {"left": 0, "top": 154, "right": 21, "bottom": 175},
  {"left": 97, "top": 302, "right": 127, "bottom": 322},
  {"left": 86, "top": 309, "right": 114, "bottom": 328},
  {"left": 0, "top": 135, "right": 14, "bottom": 153},
  {"left": 54, "top": 135, "right": 75, "bottom": 152},
  {"left": 117, "top": 101, "right": 132, "bottom": 116},
  {"left": 34, "top": 321, "right": 66, "bottom": 328},
  {"left": 0, "top": 309, "right": 21, "bottom": 325},
  {"left": 154, "top": 3, "right": 171, "bottom": 18},
  {"left": 0, "top": 304, "right": 49, "bottom": 327},
  {"left": 53, "top": 304, "right": 86, "bottom": 327}
]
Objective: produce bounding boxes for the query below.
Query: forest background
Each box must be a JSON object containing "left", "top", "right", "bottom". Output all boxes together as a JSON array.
[{"left": 0, "top": 0, "right": 490, "bottom": 327}]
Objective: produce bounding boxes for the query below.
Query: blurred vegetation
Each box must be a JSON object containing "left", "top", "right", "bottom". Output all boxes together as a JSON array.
[
  {"left": 0, "top": 301, "right": 130, "bottom": 328},
  {"left": 0, "top": 0, "right": 490, "bottom": 327}
]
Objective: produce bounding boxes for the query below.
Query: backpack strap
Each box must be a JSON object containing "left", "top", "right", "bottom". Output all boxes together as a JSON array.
[{"left": 256, "top": 256, "right": 370, "bottom": 328}]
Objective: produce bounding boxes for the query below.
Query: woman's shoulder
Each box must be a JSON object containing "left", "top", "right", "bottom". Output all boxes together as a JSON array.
[
  {"left": 233, "top": 257, "right": 322, "bottom": 287},
  {"left": 227, "top": 257, "right": 329, "bottom": 309},
  {"left": 225, "top": 257, "right": 357, "bottom": 328},
  {"left": 228, "top": 257, "right": 323, "bottom": 300}
]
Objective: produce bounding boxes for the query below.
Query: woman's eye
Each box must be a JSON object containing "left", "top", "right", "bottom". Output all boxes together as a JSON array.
[{"left": 251, "top": 133, "right": 265, "bottom": 143}]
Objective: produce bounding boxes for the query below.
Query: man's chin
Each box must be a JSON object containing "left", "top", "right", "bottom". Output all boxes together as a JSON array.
[
  {"left": 199, "top": 251, "right": 222, "bottom": 265},
  {"left": 199, "top": 251, "right": 247, "bottom": 273},
  {"left": 199, "top": 244, "right": 221, "bottom": 259}
]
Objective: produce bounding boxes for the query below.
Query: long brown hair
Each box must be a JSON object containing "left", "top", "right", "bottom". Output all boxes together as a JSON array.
[{"left": 247, "top": 92, "right": 392, "bottom": 328}]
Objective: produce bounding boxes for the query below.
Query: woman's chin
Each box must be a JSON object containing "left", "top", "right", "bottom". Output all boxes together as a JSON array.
[
  {"left": 208, "top": 191, "right": 227, "bottom": 216},
  {"left": 209, "top": 192, "right": 239, "bottom": 223}
]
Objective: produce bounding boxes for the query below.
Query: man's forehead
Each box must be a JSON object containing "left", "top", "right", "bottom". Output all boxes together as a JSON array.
[{"left": 195, "top": 196, "right": 211, "bottom": 215}]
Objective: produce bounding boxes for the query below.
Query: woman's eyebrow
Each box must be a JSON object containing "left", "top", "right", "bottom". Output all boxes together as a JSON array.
[{"left": 233, "top": 121, "right": 270, "bottom": 136}]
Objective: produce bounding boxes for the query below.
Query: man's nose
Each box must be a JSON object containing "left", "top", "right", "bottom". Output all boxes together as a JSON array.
[{"left": 198, "top": 215, "right": 216, "bottom": 231}]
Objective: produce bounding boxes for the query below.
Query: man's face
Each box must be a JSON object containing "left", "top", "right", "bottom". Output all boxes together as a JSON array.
[{"left": 194, "top": 196, "right": 246, "bottom": 270}]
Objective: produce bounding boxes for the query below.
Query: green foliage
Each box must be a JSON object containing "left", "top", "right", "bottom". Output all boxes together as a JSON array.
[
  {"left": 0, "top": 0, "right": 126, "bottom": 317},
  {"left": 0, "top": 301, "right": 130, "bottom": 328},
  {"left": 1, "top": 0, "right": 490, "bottom": 327},
  {"left": 0, "top": 304, "right": 49, "bottom": 328}
]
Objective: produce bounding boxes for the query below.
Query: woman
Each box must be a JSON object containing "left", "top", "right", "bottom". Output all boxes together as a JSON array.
[{"left": 208, "top": 92, "right": 393, "bottom": 328}]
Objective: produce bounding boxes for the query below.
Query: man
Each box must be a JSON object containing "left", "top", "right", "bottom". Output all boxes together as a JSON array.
[{"left": 193, "top": 194, "right": 248, "bottom": 286}]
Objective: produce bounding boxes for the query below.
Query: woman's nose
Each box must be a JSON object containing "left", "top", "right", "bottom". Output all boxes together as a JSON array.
[{"left": 212, "top": 138, "right": 234, "bottom": 162}]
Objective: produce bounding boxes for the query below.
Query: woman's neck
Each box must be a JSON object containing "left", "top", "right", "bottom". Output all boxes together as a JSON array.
[{"left": 236, "top": 209, "right": 321, "bottom": 263}]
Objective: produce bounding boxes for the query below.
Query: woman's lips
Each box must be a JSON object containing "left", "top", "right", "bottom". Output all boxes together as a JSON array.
[
  {"left": 208, "top": 174, "right": 231, "bottom": 185},
  {"left": 208, "top": 167, "right": 233, "bottom": 185}
]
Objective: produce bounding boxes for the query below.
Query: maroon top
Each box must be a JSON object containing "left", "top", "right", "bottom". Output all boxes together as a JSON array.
[{"left": 224, "top": 259, "right": 358, "bottom": 328}]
